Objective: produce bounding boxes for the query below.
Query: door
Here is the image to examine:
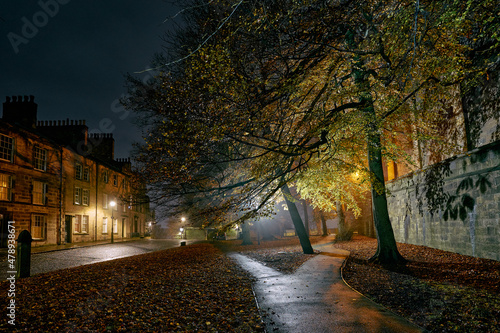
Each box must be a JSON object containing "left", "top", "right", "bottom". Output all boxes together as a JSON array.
[{"left": 65, "top": 215, "right": 72, "bottom": 243}]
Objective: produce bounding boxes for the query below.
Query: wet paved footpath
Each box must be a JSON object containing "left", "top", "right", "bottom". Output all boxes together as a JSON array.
[
  {"left": 230, "top": 242, "right": 424, "bottom": 333},
  {"left": 0, "top": 239, "right": 193, "bottom": 281}
]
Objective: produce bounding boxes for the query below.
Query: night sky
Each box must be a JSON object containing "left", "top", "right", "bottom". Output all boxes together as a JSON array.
[{"left": 1, "top": 0, "right": 178, "bottom": 158}]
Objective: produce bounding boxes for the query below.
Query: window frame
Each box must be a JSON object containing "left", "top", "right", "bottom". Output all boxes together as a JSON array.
[
  {"left": 83, "top": 166, "right": 90, "bottom": 181},
  {"left": 75, "top": 163, "right": 83, "bottom": 180},
  {"left": 0, "top": 134, "right": 14, "bottom": 162},
  {"left": 102, "top": 217, "right": 108, "bottom": 233},
  {"left": 31, "top": 214, "right": 46, "bottom": 240},
  {"left": 82, "top": 215, "right": 89, "bottom": 234},
  {"left": 74, "top": 187, "right": 82, "bottom": 205},
  {"left": 33, "top": 146, "right": 47, "bottom": 171},
  {"left": 74, "top": 215, "right": 81, "bottom": 233},
  {"left": 0, "top": 173, "right": 13, "bottom": 201},
  {"left": 32, "top": 180, "right": 47, "bottom": 205},
  {"left": 82, "top": 189, "right": 90, "bottom": 206}
]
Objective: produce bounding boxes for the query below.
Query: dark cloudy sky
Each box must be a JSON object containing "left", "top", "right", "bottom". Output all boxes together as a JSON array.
[{"left": 1, "top": 0, "right": 178, "bottom": 158}]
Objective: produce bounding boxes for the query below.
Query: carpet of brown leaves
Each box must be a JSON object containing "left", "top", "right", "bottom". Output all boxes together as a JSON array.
[
  {"left": 216, "top": 238, "right": 322, "bottom": 274},
  {"left": 335, "top": 235, "right": 500, "bottom": 333},
  {"left": 0, "top": 244, "right": 263, "bottom": 332}
]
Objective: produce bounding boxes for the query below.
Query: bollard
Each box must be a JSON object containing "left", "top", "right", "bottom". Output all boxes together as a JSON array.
[
  {"left": 16, "top": 230, "right": 32, "bottom": 278},
  {"left": 180, "top": 241, "right": 186, "bottom": 246}
]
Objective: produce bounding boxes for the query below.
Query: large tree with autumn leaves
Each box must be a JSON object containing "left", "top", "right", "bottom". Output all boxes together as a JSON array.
[{"left": 124, "top": 0, "right": 499, "bottom": 264}]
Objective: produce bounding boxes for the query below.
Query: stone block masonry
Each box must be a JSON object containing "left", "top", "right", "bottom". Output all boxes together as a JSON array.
[{"left": 387, "top": 140, "right": 500, "bottom": 261}]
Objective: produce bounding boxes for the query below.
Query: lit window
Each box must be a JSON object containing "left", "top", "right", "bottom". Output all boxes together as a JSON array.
[
  {"left": 33, "top": 181, "right": 47, "bottom": 205},
  {"left": 74, "top": 187, "right": 82, "bottom": 205},
  {"left": 0, "top": 174, "right": 13, "bottom": 201},
  {"left": 82, "top": 189, "right": 90, "bottom": 206},
  {"left": 82, "top": 215, "right": 89, "bottom": 233},
  {"left": 33, "top": 146, "right": 47, "bottom": 171},
  {"left": 75, "top": 215, "right": 81, "bottom": 233},
  {"left": 113, "top": 218, "right": 117, "bottom": 234},
  {"left": 75, "top": 164, "right": 83, "bottom": 180},
  {"left": 103, "top": 193, "right": 108, "bottom": 209},
  {"left": 0, "top": 134, "right": 14, "bottom": 162},
  {"left": 32, "top": 215, "right": 46, "bottom": 239},
  {"left": 102, "top": 218, "right": 108, "bottom": 233}
]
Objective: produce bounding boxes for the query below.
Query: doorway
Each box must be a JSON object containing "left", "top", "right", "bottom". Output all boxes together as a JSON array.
[{"left": 65, "top": 215, "right": 72, "bottom": 243}]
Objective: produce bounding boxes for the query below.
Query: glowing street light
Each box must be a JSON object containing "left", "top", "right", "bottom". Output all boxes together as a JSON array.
[{"left": 110, "top": 200, "right": 116, "bottom": 244}]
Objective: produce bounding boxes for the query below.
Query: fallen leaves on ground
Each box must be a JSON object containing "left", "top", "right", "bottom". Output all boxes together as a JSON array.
[
  {"left": 216, "top": 238, "right": 322, "bottom": 274},
  {"left": 0, "top": 244, "right": 263, "bottom": 332},
  {"left": 335, "top": 235, "right": 500, "bottom": 333}
]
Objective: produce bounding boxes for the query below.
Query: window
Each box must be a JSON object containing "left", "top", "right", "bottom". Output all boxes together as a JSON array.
[
  {"left": 32, "top": 215, "right": 46, "bottom": 239},
  {"left": 113, "top": 218, "right": 117, "bottom": 234},
  {"left": 103, "top": 170, "right": 108, "bottom": 183},
  {"left": 33, "top": 146, "right": 47, "bottom": 171},
  {"left": 122, "top": 203, "right": 127, "bottom": 213},
  {"left": 74, "top": 187, "right": 82, "bottom": 205},
  {"left": 33, "top": 181, "right": 47, "bottom": 205},
  {"left": 82, "top": 215, "right": 89, "bottom": 233},
  {"left": 103, "top": 193, "right": 108, "bottom": 209},
  {"left": 0, "top": 134, "right": 14, "bottom": 162},
  {"left": 75, "top": 215, "right": 81, "bottom": 233},
  {"left": 113, "top": 175, "right": 118, "bottom": 186},
  {"left": 0, "top": 174, "right": 13, "bottom": 201},
  {"left": 83, "top": 166, "right": 90, "bottom": 181},
  {"left": 75, "top": 163, "right": 83, "bottom": 180},
  {"left": 102, "top": 218, "right": 108, "bottom": 233},
  {"left": 122, "top": 178, "right": 126, "bottom": 189},
  {"left": 82, "top": 189, "right": 90, "bottom": 206}
]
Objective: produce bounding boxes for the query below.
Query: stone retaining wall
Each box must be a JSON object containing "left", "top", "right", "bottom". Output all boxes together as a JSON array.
[{"left": 387, "top": 140, "right": 500, "bottom": 261}]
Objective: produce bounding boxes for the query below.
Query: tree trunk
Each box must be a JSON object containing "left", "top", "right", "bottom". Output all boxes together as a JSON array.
[
  {"left": 319, "top": 211, "right": 328, "bottom": 236},
  {"left": 334, "top": 201, "right": 352, "bottom": 241},
  {"left": 281, "top": 184, "right": 314, "bottom": 254},
  {"left": 367, "top": 125, "right": 407, "bottom": 265},
  {"left": 349, "top": 39, "right": 406, "bottom": 265},
  {"left": 241, "top": 222, "right": 253, "bottom": 245},
  {"left": 302, "top": 200, "right": 309, "bottom": 236}
]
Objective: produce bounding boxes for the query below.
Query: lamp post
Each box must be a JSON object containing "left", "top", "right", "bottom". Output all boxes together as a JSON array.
[
  {"left": 110, "top": 200, "right": 116, "bottom": 243},
  {"left": 180, "top": 217, "right": 186, "bottom": 239}
]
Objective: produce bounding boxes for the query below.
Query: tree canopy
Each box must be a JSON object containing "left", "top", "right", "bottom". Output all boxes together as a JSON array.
[{"left": 123, "top": 0, "right": 500, "bottom": 263}]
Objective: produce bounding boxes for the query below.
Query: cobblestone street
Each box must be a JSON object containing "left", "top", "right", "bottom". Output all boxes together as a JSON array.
[{"left": 0, "top": 239, "right": 194, "bottom": 280}]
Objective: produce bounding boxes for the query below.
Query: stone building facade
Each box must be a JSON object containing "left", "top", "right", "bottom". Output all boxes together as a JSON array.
[
  {"left": 386, "top": 63, "right": 500, "bottom": 260},
  {"left": 0, "top": 95, "right": 152, "bottom": 248}
]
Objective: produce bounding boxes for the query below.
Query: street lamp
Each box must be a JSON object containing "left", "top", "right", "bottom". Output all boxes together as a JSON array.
[{"left": 110, "top": 200, "right": 116, "bottom": 243}]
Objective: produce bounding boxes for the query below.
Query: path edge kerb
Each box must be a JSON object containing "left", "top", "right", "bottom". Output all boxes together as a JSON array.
[{"left": 338, "top": 250, "right": 428, "bottom": 332}]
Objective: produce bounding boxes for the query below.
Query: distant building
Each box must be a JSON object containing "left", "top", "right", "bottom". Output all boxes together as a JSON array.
[{"left": 0, "top": 95, "right": 152, "bottom": 248}]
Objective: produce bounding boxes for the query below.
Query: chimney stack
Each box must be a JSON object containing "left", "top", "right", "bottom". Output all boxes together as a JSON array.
[{"left": 2, "top": 95, "right": 38, "bottom": 129}]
